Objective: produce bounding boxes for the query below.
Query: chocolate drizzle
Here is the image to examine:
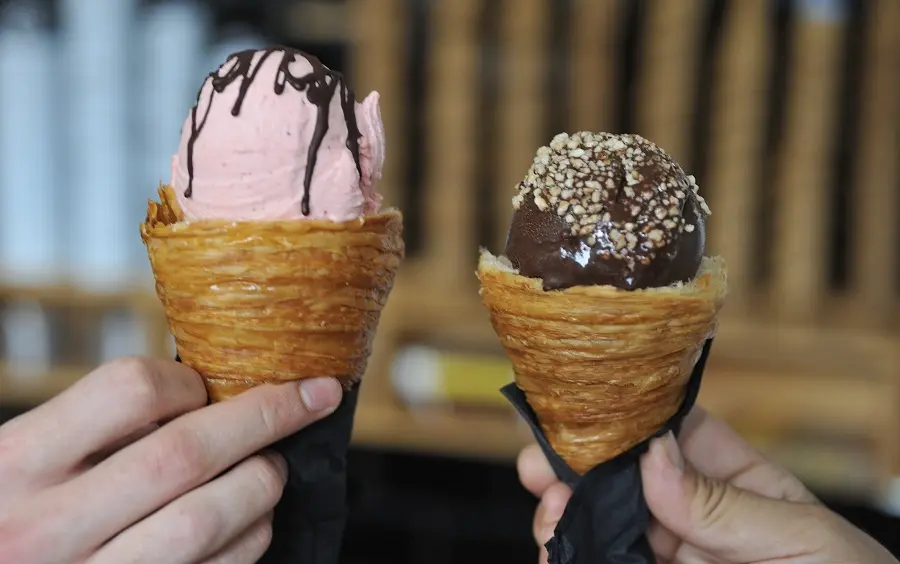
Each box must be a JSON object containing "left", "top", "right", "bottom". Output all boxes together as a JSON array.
[{"left": 183, "top": 46, "right": 363, "bottom": 216}]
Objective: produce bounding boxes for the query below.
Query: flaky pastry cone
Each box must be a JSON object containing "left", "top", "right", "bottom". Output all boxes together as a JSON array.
[
  {"left": 477, "top": 249, "right": 727, "bottom": 474},
  {"left": 140, "top": 185, "right": 404, "bottom": 402}
]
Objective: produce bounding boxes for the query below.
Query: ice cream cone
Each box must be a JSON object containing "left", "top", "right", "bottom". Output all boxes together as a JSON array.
[
  {"left": 477, "top": 249, "right": 727, "bottom": 474},
  {"left": 141, "top": 185, "right": 404, "bottom": 402}
]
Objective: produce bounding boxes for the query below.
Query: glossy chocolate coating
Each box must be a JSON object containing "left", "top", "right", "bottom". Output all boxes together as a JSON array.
[{"left": 505, "top": 132, "right": 708, "bottom": 291}]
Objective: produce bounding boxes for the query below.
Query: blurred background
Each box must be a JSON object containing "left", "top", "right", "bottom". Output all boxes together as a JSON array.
[{"left": 1, "top": 0, "right": 899, "bottom": 561}]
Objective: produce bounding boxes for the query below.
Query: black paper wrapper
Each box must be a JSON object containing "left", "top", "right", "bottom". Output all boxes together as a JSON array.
[
  {"left": 259, "top": 384, "right": 359, "bottom": 564},
  {"left": 175, "top": 355, "right": 358, "bottom": 564},
  {"left": 501, "top": 339, "right": 714, "bottom": 564}
]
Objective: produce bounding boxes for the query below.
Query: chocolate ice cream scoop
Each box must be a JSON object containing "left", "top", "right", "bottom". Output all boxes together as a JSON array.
[{"left": 505, "top": 132, "right": 710, "bottom": 291}]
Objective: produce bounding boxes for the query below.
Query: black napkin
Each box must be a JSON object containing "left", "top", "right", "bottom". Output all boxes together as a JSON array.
[
  {"left": 174, "top": 355, "right": 358, "bottom": 564},
  {"left": 501, "top": 338, "right": 713, "bottom": 564},
  {"left": 259, "top": 384, "right": 359, "bottom": 564}
]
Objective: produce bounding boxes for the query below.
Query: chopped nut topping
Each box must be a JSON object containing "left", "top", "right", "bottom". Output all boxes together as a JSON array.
[{"left": 513, "top": 131, "right": 711, "bottom": 277}]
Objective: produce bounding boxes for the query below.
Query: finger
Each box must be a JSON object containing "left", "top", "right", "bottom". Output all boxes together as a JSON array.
[
  {"left": 669, "top": 542, "right": 722, "bottom": 564},
  {"left": 517, "top": 444, "right": 558, "bottom": 497},
  {"left": 678, "top": 407, "right": 815, "bottom": 502},
  {"left": 88, "top": 452, "right": 287, "bottom": 564},
  {"left": 199, "top": 514, "right": 273, "bottom": 564},
  {"left": 83, "top": 424, "right": 160, "bottom": 468},
  {"left": 1, "top": 357, "right": 205, "bottom": 481},
  {"left": 641, "top": 432, "right": 824, "bottom": 562},
  {"left": 24, "top": 378, "right": 341, "bottom": 561},
  {"left": 532, "top": 482, "right": 572, "bottom": 548},
  {"left": 646, "top": 520, "right": 680, "bottom": 562}
]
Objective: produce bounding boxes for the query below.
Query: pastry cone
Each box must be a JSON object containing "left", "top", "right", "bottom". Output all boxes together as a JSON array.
[
  {"left": 477, "top": 249, "right": 727, "bottom": 474},
  {"left": 141, "top": 185, "right": 404, "bottom": 402}
]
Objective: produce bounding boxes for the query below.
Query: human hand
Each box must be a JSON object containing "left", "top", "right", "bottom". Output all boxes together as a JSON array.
[
  {"left": 0, "top": 357, "right": 343, "bottom": 564},
  {"left": 518, "top": 406, "right": 898, "bottom": 564}
]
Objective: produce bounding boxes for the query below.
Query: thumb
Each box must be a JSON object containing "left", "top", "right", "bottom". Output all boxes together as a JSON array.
[{"left": 641, "top": 432, "right": 822, "bottom": 562}]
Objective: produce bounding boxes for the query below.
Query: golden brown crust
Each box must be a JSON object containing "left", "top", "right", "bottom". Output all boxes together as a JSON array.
[
  {"left": 477, "top": 249, "right": 726, "bottom": 474},
  {"left": 141, "top": 185, "right": 404, "bottom": 402}
]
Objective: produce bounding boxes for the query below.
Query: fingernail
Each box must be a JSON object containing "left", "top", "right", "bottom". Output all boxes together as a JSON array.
[
  {"left": 299, "top": 378, "right": 342, "bottom": 412},
  {"left": 261, "top": 450, "right": 289, "bottom": 482},
  {"left": 661, "top": 431, "right": 685, "bottom": 474}
]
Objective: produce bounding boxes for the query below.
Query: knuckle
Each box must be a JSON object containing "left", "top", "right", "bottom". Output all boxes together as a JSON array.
[
  {"left": 532, "top": 515, "right": 543, "bottom": 544},
  {"left": 254, "top": 390, "right": 304, "bottom": 438},
  {"left": 106, "top": 357, "right": 165, "bottom": 415},
  {"left": 804, "top": 503, "right": 837, "bottom": 529},
  {"left": 170, "top": 505, "right": 220, "bottom": 548},
  {"left": 256, "top": 402, "right": 282, "bottom": 437},
  {"left": 0, "top": 424, "right": 23, "bottom": 475},
  {"left": 532, "top": 501, "right": 549, "bottom": 544},
  {"left": 251, "top": 519, "right": 274, "bottom": 553},
  {"left": 251, "top": 458, "right": 287, "bottom": 505},
  {"left": 690, "top": 473, "right": 734, "bottom": 531},
  {"left": 145, "top": 427, "right": 208, "bottom": 486},
  {"left": 0, "top": 425, "right": 35, "bottom": 490}
]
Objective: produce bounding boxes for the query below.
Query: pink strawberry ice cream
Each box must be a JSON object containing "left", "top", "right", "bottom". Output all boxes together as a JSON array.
[{"left": 170, "top": 47, "right": 386, "bottom": 222}]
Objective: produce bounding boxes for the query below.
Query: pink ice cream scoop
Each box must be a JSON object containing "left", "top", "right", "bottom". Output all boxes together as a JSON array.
[{"left": 170, "top": 47, "right": 386, "bottom": 222}]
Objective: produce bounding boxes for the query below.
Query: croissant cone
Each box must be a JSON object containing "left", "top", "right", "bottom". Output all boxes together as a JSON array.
[
  {"left": 140, "top": 185, "right": 404, "bottom": 402},
  {"left": 477, "top": 249, "right": 727, "bottom": 474}
]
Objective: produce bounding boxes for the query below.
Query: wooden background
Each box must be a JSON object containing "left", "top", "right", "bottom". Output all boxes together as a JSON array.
[{"left": 2, "top": 0, "right": 899, "bottom": 504}]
